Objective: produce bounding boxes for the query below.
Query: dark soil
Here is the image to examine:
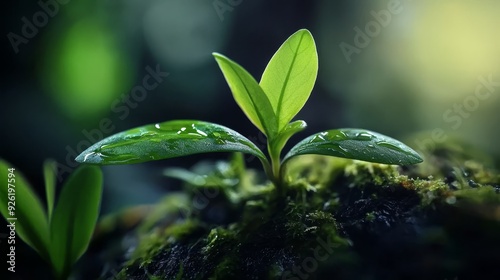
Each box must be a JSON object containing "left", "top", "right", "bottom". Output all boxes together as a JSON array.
[{"left": 80, "top": 144, "right": 500, "bottom": 280}]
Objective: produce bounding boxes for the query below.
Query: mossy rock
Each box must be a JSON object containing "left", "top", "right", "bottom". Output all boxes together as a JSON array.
[{"left": 83, "top": 142, "right": 500, "bottom": 280}]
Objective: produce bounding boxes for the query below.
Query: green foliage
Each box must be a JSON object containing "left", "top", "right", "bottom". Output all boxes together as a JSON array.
[
  {"left": 43, "top": 159, "right": 57, "bottom": 221},
  {"left": 76, "top": 29, "right": 422, "bottom": 191},
  {"left": 213, "top": 54, "right": 277, "bottom": 137},
  {"left": 0, "top": 160, "right": 50, "bottom": 260},
  {"left": 0, "top": 159, "right": 103, "bottom": 280},
  {"left": 260, "top": 29, "right": 318, "bottom": 132},
  {"left": 50, "top": 165, "right": 103, "bottom": 279},
  {"left": 283, "top": 129, "right": 423, "bottom": 166},
  {"left": 74, "top": 120, "right": 268, "bottom": 167}
]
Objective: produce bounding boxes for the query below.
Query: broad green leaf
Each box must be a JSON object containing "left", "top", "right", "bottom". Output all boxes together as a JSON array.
[
  {"left": 43, "top": 159, "right": 57, "bottom": 221},
  {"left": 50, "top": 165, "right": 102, "bottom": 279},
  {"left": 75, "top": 120, "right": 267, "bottom": 165},
  {"left": 213, "top": 53, "right": 277, "bottom": 137},
  {"left": 0, "top": 160, "right": 50, "bottom": 260},
  {"left": 260, "top": 29, "right": 318, "bottom": 132},
  {"left": 270, "top": 120, "right": 307, "bottom": 159},
  {"left": 283, "top": 129, "right": 423, "bottom": 165}
]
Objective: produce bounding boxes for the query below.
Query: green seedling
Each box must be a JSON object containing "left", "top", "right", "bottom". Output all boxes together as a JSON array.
[
  {"left": 0, "top": 159, "right": 103, "bottom": 280},
  {"left": 75, "top": 29, "right": 422, "bottom": 193}
]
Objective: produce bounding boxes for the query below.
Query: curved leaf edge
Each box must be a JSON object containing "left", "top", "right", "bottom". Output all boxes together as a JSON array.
[
  {"left": 49, "top": 165, "right": 103, "bottom": 279},
  {"left": 212, "top": 53, "right": 278, "bottom": 137},
  {"left": 259, "top": 29, "right": 318, "bottom": 132},
  {"left": 0, "top": 159, "right": 50, "bottom": 261},
  {"left": 283, "top": 128, "right": 424, "bottom": 166},
  {"left": 75, "top": 120, "right": 268, "bottom": 166}
]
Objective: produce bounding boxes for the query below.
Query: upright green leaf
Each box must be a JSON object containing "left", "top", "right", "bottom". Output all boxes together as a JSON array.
[
  {"left": 213, "top": 53, "right": 277, "bottom": 137},
  {"left": 43, "top": 159, "right": 57, "bottom": 221},
  {"left": 50, "top": 165, "right": 103, "bottom": 279},
  {"left": 270, "top": 120, "right": 307, "bottom": 158},
  {"left": 0, "top": 160, "right": 50, "bottom": 260},
  {"left": 75, "top": 120, "right": 268, "bottom": 165},
  {"left": 260, "top": 29, "right": 318, "bottom": 132},
  {"left": 283, "top": 129, "right": 423, "bottom": 165},
  {"left": 268, "top": 120, "right": 308, "bottom": 177}
]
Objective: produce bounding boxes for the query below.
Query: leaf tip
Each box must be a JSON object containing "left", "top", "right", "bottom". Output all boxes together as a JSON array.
[
  {"left": 75, "top": 153, "right": 85, "bottom": 163},
  {"left": 294, "top": 29, "right": 314, "bottom": 40},
  {"left": 400, "top": 146, "right": 424, "bottom": 165},
  {"left": 411, "top": 152, "right": 424, "bottom": 164},
  {"left": 297, "top": 28, "right": 311, "bottom": 34},
  {"left": 212, "top": 52, "right": 225, "bottom": 60}
]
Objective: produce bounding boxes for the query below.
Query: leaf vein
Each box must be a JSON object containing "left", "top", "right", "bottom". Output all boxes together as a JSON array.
[{"left": 276, "top": 31, "right": 306, "bottom": 127}]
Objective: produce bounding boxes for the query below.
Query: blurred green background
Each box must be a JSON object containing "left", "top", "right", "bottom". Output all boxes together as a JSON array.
[{"left": 1, "top": 0, "right": 500, "bottom": 213}]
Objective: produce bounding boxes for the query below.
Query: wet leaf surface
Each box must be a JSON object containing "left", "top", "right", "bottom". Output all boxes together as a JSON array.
[
  {"left": 76, "top": 120, "right": 267, "bottom": 165},
  {"left": 284, "top": 128, "right": 423, "bottom": 165}
]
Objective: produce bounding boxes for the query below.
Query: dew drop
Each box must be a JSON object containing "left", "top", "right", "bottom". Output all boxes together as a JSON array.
[
  {"left": 98, "top": 144, "right": 117, "bottom": 151},
  {"left": 210, "top": 131, "right": 227, "bottom": 145},
  {"left": 310, "top": 132, "right": 328, "bottom": 143},
  {"left": 338, "top": 145, "right": 348, "bottom": 153},
  {"left": 327, "top": 144, "right": 348, "bottom": 155},
  {"left": 215, "top": 138, "right": 226, "bottom": 145},
  {"left": 376, "top": 141, "right": 402, "bottom": 151},
  {"left": 196, "top": 129, "right": 208, "bottom": 137},
  {"left": 331, "top": 131, "right": 348, "bottom": 140},
  {"left": 177, "top": 127, "right": 187, "bottom": 134},
  {"left": 83, "top": 152, "right": 104, "bottom": 163},
  {"left": 354, "top": 132, "right": 373, "bottom": 141},
  {"left": 174, "top": 124, "right": 209, "bottom": 137}
]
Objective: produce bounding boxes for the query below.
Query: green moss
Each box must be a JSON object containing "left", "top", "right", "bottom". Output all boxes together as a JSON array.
[
  {"left": 344, "top": 160, "right": 400, "bottom": 186},
  {"left": 390, "top": 176, "right": 449, "bottom": 206},
  {"left": 102, "top": 142, "right": 500, "bottom": 280},
  {"left": 164, "top": 219, "right": 202, "bottom": 241},
  {"left": 129, "top": 219, "right": 203, "bottom": 268},
  {"left": 130, "top": 231, "right": 166, "bottom": 267},
  {"left": 365, "top": 212, "right": 376, "bottom": 222},
  {"left": 174, "top": 263, "right": 184, "bottom": 280},
  {"left": 147, "top": 273, "right": 165, "bottom": 280},
  {"left": 209, "top": 256, "right": 239, "bottom": 279},
  {"left": 463, "top": 160, "right": 500, "bottom": 185},
  {"left": 455, "top": 186, "right": 500, "bottom": 204}
]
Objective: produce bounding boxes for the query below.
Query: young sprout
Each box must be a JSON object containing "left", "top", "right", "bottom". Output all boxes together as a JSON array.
[
  {"left": 75, "top": 29, "right": 422, "bottom": 193},
  {"left": 0, "top": 159, "right": 103, "bottom": 280}
]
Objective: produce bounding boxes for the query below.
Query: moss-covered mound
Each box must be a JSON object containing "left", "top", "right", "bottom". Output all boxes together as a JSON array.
[{"left": 88, "top": 143, "right": 500, "bottom": 280}]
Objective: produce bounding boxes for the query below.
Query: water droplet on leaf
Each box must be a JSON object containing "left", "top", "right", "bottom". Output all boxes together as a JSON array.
[
  {"left": 310, "top": 132, "right": 328, "bottom": 143},
  {"left": 354, "top": 132, "right": 373, "bottom": 140}
]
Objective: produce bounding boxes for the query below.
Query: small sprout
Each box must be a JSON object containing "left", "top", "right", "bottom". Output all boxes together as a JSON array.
[
  {"left": 75, "top": 29, "right": 422, "bottom": 194},
  {"left": 0, "top": 159, "right": 103, "bottom": 280}
]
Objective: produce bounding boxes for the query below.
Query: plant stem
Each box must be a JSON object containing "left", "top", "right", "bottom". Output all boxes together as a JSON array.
[
  {"left": 268, "top": 143, "right": 283, "bottom": 195},
  {"left": 259, "top": 157, "right": 275, "bottom": 184}
]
